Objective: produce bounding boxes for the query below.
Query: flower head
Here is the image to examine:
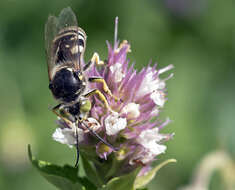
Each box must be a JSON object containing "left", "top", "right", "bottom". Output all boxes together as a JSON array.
[{"left": 52, "top": 17, "right": 174, "bottom": 179}]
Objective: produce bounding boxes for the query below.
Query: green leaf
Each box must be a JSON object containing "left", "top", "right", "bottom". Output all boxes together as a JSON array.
[
  {"left": 104, "top": 156, "right": 123, "bottom": 179},
  {"left": 134, "top": 159, "right": 177, "bottom": 189},
  {"left": 81, "top": 153, "right": 103, "bottom": 187},
  {"left": 101, "top": 167, "right": 141, "bottom": 190},
  {"left": 28, "top": 145, "right": 96, "bottom": 190}
]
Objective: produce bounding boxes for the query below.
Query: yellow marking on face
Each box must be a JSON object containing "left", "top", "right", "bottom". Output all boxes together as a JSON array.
[
  {"left": 79, "top": 45, "right": 84, "bottom": 52},
  {"left": 71, "top": 45, "right": 79, "bottom": 54}
]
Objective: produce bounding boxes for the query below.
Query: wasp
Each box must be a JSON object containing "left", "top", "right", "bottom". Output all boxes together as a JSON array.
[{"left": 45, "top": 7, "right": 119, "bottom": 167}]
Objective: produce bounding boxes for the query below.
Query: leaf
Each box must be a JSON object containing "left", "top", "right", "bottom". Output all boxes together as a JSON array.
[
  {"left": 134, "top": 159, "right": 177, "bottom": 189},
  {"left": 104, "top": 157, "right": 125, "bottom": 180},
  {"left": 101, "top": 167, "right": 141, "bottom": 190},
  {"left": 81, "top": 153, "right": 103, "bottom": 187},
  {"left": 28, "top": 145, "right": 96, "bottom": 190}
]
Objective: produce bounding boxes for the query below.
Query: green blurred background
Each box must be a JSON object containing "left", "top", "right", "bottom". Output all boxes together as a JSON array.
[{"left": 0, "top": 0, "right": 235, "bottom": 189}]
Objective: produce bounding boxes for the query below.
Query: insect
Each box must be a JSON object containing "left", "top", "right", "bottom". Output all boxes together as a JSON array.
[{"left": 45, "top": 7, "right": 119, "bottom": 167}]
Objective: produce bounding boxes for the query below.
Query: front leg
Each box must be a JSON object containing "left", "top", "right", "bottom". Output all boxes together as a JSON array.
[
  {"left": 88, "top": 77, "right": 119, "bottom": 102},
  {"left": 83, "top": 52, "right": 104, "bottom": 71}
]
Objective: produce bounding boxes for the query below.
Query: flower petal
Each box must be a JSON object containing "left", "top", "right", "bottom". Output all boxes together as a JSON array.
[
  {"left": 105, "top": 112, "right": 127, "bottom": 136},
  {"left": 121, "top": 102, "right": 140, "bottom": 118},
  {"left": 52, "top": 127, "right": 84, "bottom": 148}
]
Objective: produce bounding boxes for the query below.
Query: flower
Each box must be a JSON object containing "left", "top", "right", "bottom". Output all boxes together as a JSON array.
[
  {"left": 134, "top": 128, "right": 168, "bottom": 164},
  {"left": 121, "top": 102, "right": 140, "bottom": 118},
  {"left": 52, "top": 127, "right": 82, "bottom": 148},
  {"left": 52, "top": 16, "right": 174, "bottom": 180},
  {"left": 105, "top": 112, "right": 127, "bottom": 136},
  {"left": 52, "top": 117, "right": 101, "bottom": 148}
]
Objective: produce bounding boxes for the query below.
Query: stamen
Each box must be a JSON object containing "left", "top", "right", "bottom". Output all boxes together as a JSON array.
[
  {"left": 158, "top": 64, "right": 174, "bottom": 75},
  {"left": 114, "top": 16, "right": 118, "bottom": 49}
]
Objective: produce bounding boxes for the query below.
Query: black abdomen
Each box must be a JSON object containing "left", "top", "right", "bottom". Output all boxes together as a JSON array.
[{"left": 49, "top": 68, "right": 85, "bottom": 103}]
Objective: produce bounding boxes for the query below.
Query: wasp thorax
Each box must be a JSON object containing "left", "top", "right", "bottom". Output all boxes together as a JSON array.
[{"left": 49, "top": 68, "right": 85, "bottom": 103}]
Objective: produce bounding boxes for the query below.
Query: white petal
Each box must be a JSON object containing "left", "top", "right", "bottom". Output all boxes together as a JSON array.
[
  {"left": 121, "top": 102, "right": 140, "bottom": 118},
  {"left": 158, "top": 64, "right": 174, "bottom": 75},
  {"left": 150, "top": 91, "right": 165, "bottom": 107},
  {"left": 138, "top": 128, "right": 166, "bottom": 142},
  {"left": 146, "top": 141, "right": 166, "bottom": 155},
  {"left": 137, "top": 128, "right": 167, "bottom": 155},
  {"left": 105, "top": 112, "right": 127, "bottom": 136},
  {"left": 110, "top": 62, "right": 125, "bottom": 82},
  {"left": 137, "top": 69, "right": 165, "bottom": 97},
  {"left": 52, "top": 127, "right": 84, "bottom": 148},
  {"left": 84, "top": 117, "right": 101, "bottom": 132},
  {"left": 154, "top": 79, "right": 166, "bottom": 90},
  {"left": 140, "top": 152, "right": 155, "bottom": 164},
  {"left": 76, "top": 129, "right": 85, "bottom": 142},
  {"left": 129, "top": 150, "right": 155, "bottom": 165},
  {"left": 151, "top": 108, "right": 159, "bottom": 116},
  {"left": 136, "top": 66, "right": 172, "bottom": 98},
  {"left": 137, "top": 71, "right": 155, "bottom": 96}
]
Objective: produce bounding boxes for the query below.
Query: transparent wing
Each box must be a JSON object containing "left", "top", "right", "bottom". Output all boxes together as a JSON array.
[
  {"left": 56, "top": 7, "right": 78, "bottom": 32},
  {"left": 45, "top": 15, "right": 58, "bottom": 80},
  {"left": 45, "top": 7, "right": 78, "bottom": 80}
]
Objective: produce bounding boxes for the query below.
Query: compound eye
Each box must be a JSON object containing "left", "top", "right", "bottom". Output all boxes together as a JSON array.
[
  {"left": 73, "top": 71, "right": 83, "bottom": 80},
  {"left": 73, "top": 72, "right": 78, "bottom": 79}
]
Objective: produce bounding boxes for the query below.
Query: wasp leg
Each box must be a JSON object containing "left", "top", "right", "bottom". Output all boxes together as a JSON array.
[
  {"left": 52, "top": 105, "right": 81, "bottom": 167},
  {"left": 51, "top": 104, "right": 73, "bottom": 127},
  {"left": 88, "top": 77, "right": 119, "bottom": 102},
  {"left": 81, "top": 120, "right": 119, "bottom": 151},
  {"left": 74, "top": 126, "right": 80, "bottom": 168},
  {"left": 83, "top": 52, "right": 104, "bottom": 71},
  {"left": 84, "top": 89, "right": 112, "bottom": 111}
]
